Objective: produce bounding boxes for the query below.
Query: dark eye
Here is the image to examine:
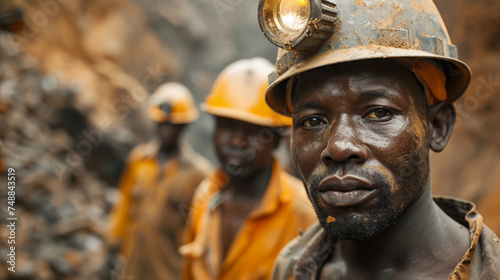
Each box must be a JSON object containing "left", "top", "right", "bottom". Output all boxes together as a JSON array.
[
  {"left": 366, "top": 108, "right": 392, "bottom": 119},
  {"left": 300, "top": 117, "right": 326, "bottom": 128}
]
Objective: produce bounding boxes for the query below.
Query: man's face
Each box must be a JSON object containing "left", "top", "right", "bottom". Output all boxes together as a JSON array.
[
  {"left": 291, "top": 60, "right": 430, "bottom": 240},
  {"left": 214, "top": 117, "right": 279, "bottom": 178},
  {"left": 157, "top": 122, "right": 185, "bottom": 149}
]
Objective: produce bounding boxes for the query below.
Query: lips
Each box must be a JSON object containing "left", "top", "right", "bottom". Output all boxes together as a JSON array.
[
  {"left": 317, "top": 175, "right": 376, "bottom": 207},
  {"left": 223, "top": 153, "right": 248, "bottom": 166}
]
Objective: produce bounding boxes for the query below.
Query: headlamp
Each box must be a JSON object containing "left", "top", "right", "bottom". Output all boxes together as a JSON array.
[
  {"left": 159, "top": 103, "right": 172, "bottom": 114},
  {"left": 258, "top": 0, "right": 337, "bottom": 52}
]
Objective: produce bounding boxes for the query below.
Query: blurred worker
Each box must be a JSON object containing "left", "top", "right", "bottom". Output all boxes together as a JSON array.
[
  {"left": 179, "top": 57, "right": 316, "bottom": 280},
  {"left": 256, "top": 0, "right": 500, "bottom": 279},
  {"left": 0, "top": 1, "right": 24, "bottom": 33},
  {"left": 108, "top": 82, "right": 212, "bottom": 279}
]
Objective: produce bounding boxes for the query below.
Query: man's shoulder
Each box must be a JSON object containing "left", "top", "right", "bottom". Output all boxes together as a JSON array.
[
  {"left": 190, "top": 170, "right": 226, "bottom": 212},
  {"left": 272, "top": 222, "right": 324, "bottom": 280},
  {"left": 279, "top": 170, "right": 309, "bottom": 202},
  {"left": 472, "top": 224, "right": 500, "bottom": 278},
  {"left": 128, "top": 140, "right": 158, "bottom": 161},
  {"left": 434, "top": 196, "right": 500, "bottom": 278},
  {"left": 279, "top": 170, "right": 316, "bottom": 216}
]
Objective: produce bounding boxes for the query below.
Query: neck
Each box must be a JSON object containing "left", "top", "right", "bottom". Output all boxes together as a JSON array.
[
  {"left": 157, "top": 144, "right": 180, "bottom": 165},
  {"left": 225, "top": 162, "right": 274, "bottom": 200},
  {"left": 333, "top": 185, "right": 469, "bottom": 274}
]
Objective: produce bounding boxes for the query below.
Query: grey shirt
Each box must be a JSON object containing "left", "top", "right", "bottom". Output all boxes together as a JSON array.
[{"left": 272, "top": 197, "right": 500, "bottom": 280}]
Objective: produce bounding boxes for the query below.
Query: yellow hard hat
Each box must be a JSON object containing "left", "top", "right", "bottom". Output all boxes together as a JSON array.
[
  {"left": 148, "top": 82, "right": 199, "bottom": 124},
  {"left": 258, "top": 0, "right": 471, "bottom": 115},
  {"left": 202, "top": 57, "right": 292, "bottom": 127}
]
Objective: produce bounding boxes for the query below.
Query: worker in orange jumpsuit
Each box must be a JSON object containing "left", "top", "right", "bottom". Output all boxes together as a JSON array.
[
  {"left": 108, "top": 82, "right": 212, "bottom": 279},
  {"left": 180, "top": 57, "right": 316, "bottom": 280}
]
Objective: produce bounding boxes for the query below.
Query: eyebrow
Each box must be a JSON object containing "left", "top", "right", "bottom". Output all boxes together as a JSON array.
[
  {"left": 359, "top": 90, "right": 390, "bottom": 98},
  {"left": 296, "top": 90, "right": 395, "bottom": 111},
  {"left": 296, "top": 100, "right": 322, "bottom": 111}
]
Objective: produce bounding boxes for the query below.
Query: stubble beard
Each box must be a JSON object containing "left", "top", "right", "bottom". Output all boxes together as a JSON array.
[{"left": 307, "top": 174, "right": 401, "bottom": 241}]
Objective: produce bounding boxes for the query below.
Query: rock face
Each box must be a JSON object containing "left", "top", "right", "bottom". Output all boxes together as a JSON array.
[
  {"left": 13, "top": 0, "right": 173, "bottom": 137},
  {"left": 1, "top": 1, "right": 276, "bottom": 279},
  {"left": 432, "top": 0, "right": 500, "bottom": 233},
  {"left": 0, "top": 32, "right": 114, "bottom": 279}
]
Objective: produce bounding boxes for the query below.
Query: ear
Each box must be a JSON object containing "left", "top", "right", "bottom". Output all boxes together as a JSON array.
[{"left": 428, "top": 102, "right": 456, "bottom": 152}]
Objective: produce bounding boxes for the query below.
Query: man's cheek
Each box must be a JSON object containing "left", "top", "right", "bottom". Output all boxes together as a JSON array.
[
  {"left": 291, "top": 139, "right": 320, "bottom": 180},
  {"left": 392, "top": 152, "right": 428, "bottom": 209}
]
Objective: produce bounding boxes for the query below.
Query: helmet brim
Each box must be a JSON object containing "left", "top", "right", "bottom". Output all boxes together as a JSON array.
[{"left": 266, "top": 45, "right": 471, "bottom": 116}]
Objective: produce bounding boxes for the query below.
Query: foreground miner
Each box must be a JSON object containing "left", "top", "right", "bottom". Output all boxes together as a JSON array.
[
  {"left": 108, "top": 83, "right": 211, "bottom": 279},
  {"left": 180, "top": 58, "right": 316, "bottom": 279},
  {"left": 256, "top": 0, "right": 500, "bottom": 278}
]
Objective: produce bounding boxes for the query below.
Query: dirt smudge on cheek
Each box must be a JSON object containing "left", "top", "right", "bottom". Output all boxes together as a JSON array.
[
  {"left": 327, "top": 216, "right": 336, "bottom": 223},
  {"left": 406, "top": 95, "right": 428, "bottom": 151},
  {"left": 369, "top": 164, "right": 398, "bottom": 192}
]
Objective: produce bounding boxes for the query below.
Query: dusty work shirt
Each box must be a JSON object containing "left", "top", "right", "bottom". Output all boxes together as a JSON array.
[
  {"left": 271, "top": 197, "right": 500, "bottom": 280},
  {"left": 180, "top": 161, "right": 317, "bottom": 280},
  {"left": 108, "top": 140, "right": 211, "bottom": 279}
]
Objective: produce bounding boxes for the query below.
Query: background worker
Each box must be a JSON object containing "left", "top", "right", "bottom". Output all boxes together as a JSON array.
[
  {"left": 108, "top": 82, "right": 212, "bottom": 279},
  {"left": 256, "top": 0, "right": 500, "bottom": 279},
  {"left": 180, "top": 57, "right": 316, "bottom": 280}
]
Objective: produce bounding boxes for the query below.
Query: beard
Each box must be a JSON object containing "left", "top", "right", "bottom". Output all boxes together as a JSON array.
[{"left": 306, "top": 169, "right": 402, "bottom": 241}]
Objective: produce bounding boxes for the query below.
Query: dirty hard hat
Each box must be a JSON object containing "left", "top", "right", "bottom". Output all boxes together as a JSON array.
[
  {"left": 202, "top": 57, "right": 292, "bottom": 127},
  {"left": 148, "top": 83, "right": 199, "bottom": 124},
  {"left": 0, "top": 1, "right": 24, "bottom": 32},
  {"left": 258, "top": 0, "right": 471, "bottom": 115}
]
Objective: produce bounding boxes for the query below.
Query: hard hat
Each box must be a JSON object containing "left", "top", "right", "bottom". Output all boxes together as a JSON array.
[
  {"left": 257, "top": 0, "right": 471, "bottom": 115},
  {"left": 148, "top": 82, "right": 199, "bottom": 124},
  {"left": 0, "top": 1, "right": 24, "bottom": 32},
  {"left": 202, "top": 57, "right": 292, "bottom": 127}
]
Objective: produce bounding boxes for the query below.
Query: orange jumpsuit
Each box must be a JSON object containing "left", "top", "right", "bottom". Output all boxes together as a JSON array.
[
  {"left": 108, "top": 140, "right": 211, "bottom": 279},
  {"left": 180, "top": 161, "right": 316, "bottom": 280}
]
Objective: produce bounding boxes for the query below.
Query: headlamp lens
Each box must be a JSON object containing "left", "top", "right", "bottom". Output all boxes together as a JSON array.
[
  {"left": 277, "top": 0, "right": 310, "bottom": 33},
  {"left": 259, "top": 0, "right": 337, "bottom": 52},
  {"left": 159, "top": 103, "right": 172, "bottom": 114}
]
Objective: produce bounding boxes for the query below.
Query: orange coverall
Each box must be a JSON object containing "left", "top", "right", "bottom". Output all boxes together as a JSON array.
[
  {"left": 108, "top": 140, "right": 211, "bottom": 279},
  {"left": 180, "top": 161, "right": 316, "bottom": 280}
]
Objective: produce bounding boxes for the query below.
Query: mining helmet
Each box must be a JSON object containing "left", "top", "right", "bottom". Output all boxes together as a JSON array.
[
  {"left": 202, "top": 57, "right": 292, "bottom": 127},
  {"left": 258, "top": 0, "right": 471, "bottom": 115},
  {"left": 0, "top": 1, "right": 24, "bottom": 32},
  {"left": 148, "top": 82, "right": 199, "bottom": 124}
]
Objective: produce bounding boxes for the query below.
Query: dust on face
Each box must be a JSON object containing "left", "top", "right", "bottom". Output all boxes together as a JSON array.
[{"left": 291, "top": 59, "right": 430, "bottom": 240}]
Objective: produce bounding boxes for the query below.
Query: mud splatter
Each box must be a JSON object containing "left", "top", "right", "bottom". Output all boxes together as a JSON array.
[
  {"left": 354, "top": 0, "right": 366, "bottom": 7},
  {"left": 409, "top": 0, "right": 425, "bottom": 13},
  {"left": 327, "top": 216, "right": 336, "bottom": 223}
]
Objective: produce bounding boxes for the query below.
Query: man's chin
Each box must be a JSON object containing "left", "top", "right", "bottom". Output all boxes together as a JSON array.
[
  {"left": 316, "top": 209, "right": 399, "bottom": 241},
  {"left": 222, "top": 163, "right": 251, "bottom": 178}
]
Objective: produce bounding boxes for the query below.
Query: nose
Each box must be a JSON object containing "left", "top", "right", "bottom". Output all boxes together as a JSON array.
[
  {"left": 321, "top": 115, "right": 368, "bottom": 165},
  {"left": 159, "top": 123, "right": 173, "bottom": 137},
  {"left": 229, "top": 127, "right": 249, "bottom": 148}
]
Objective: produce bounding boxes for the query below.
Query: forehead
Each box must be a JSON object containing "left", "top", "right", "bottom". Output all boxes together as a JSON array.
[
  {"left": 215, "top": 116, "right": 264, "bottom": 131},
  {"left": 292, "top": 60, "right": 424, "bottom": 106},
  {"left": 157, "top": 121, "right": 184, "bottom": 128}
]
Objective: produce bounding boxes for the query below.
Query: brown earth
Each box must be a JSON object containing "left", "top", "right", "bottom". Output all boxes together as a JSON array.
[{"left": 432, "top": 0, "right": 500, "bottom": 234}]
